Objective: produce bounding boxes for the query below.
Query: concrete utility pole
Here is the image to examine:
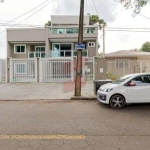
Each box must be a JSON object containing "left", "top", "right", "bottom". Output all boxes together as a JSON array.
[
  {"left": 74, "top": 0, "right": 84, "bottom": 96},
  {"left": 103, "top": 25, "right": 105, "bottom": 58}
]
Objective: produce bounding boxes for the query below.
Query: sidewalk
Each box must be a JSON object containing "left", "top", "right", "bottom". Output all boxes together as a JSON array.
[{"left": 0, "top": 82, "right": 96, "bottom": 100}]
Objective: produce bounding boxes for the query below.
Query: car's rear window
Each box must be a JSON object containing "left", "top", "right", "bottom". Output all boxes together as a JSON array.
[{"left": 112, "top": 75, "right": 131, "bottom": 84}]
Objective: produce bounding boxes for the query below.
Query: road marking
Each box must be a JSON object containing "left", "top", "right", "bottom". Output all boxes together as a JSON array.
[{"left": 0, "top": 135, "right": 86, "bottom": 140}]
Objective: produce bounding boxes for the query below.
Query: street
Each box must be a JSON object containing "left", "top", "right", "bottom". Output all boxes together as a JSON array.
[{"left": 0, "top": 100, "right": 150, "bottom": 150}]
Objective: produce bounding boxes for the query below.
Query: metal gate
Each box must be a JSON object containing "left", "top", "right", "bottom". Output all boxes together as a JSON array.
[
  {"left": 0, "top": 59, "right": 7, "bottom": 82},
  {"left": 82, "top": 58, "right": 94, "bottom": 81},
  {"left": 40, "top": 58, "right": 74, "bottom": 82},
  {"left": 10, "top": 59, "right": 37, "bottom": 82}
]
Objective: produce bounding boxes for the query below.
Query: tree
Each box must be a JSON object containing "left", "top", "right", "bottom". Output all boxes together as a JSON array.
[
  {"left": 87, "top": 13, "right": 106, "bottom": 29},
  {"left": 140, "top": 41, "right": 150, "bottom": 52},
  {"left": 119, "top": 0, "right": 149, "bottom": 15},
  {"left": 45, "top": 21, "right": 51, "bottom": 26}
]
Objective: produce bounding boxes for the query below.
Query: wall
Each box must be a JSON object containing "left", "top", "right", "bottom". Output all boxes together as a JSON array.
[{"left": 7, "top": 28, "right": 46, "bottom": 42}]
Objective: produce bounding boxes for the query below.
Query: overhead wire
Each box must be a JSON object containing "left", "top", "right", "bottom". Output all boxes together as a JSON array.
[
  {"left": 2, "top": 0, "right": 52, "bottom": 26},
  {"left": 0, "top": 0, "right": 55, "bottom": 33}
]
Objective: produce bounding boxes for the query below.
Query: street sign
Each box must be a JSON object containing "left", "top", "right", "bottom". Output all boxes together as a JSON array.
[{"left": 75, "top": 44, "right": 85, "bottom": 50}]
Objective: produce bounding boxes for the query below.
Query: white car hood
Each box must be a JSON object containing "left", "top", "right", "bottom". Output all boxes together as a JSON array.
[{"left": 100, "top": 83, "right": 119, "bottom": 90}]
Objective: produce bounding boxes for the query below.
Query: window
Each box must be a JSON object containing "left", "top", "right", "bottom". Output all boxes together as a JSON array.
[
  {"left": 35, "top": 46, "right": 45, "bottom": 58},
  {"left": 50, "top": 29, "right": 63, "bottom": 34},
  {"left": 14, "top": 63, "right": 27, "bottom": 74},
  {"left": 14, "top": 45, "right": 26, "bottom": 54},
  {"left": 130, "top": 75, "right": 150, "bottom": 86},
  {"left": 66, "top": 28, "right": 79, "bottom": 34},
  {"left": 88, "top": 42, "right": 95, "bottom": 47},
  {"left": 115, "top": 59, "right": 129, "bottom": 68}
]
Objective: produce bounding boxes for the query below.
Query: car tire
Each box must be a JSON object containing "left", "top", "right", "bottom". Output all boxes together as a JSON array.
[{"left": 109, "top": 95, "right": 125, "bottom": 109}]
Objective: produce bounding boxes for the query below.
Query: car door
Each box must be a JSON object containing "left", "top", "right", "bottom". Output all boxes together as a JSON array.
[{"left": 127, "top": 75, "right": 150, "bottom": 103}]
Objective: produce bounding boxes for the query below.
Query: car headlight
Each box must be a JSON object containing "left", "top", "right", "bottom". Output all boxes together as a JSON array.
[{"left": 103, "top": 88, "right": 113, "bottom": 92}]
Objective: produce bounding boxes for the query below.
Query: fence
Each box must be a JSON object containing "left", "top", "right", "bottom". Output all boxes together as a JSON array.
[
  {"left": 40, "top": 58, "right": 74, "bottom": 82},
  {"left": 10, "top": 59, "right": 37, "bottom": 82},
  {"left": 0, "top": 59, "right": 7, "bottom": 82},
  {"left": 0, "top": 57, "right": 94, "bottom": 83},
  {"left": 106, "top": 60, "right": 150, "bottom": 80},
  {"left": 82, "top": 58, "right": 94, "bottom": 81}
]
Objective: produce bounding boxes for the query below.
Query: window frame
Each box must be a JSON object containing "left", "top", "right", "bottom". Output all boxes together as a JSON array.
[
  {"left": 88, "top": 42, "right": 95, "bottom": 47},
  {"left": 14, "top": 63, "right": 27, "bottom": 75},
  {"left": 125, "top": 75, "right": 150, "bottom": 86},
  {"left": 115, "top": 59, "right": 130, "bottom": 69},
  {"left": 14, "top": 44, "right": 26, "bottom": 54}
]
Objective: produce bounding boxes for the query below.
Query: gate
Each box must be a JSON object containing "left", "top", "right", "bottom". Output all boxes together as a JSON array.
[
  {"left": 0, "top": 59, "right": 7, "bottom": 82},
  {"left": 82, "top": 58, "right": 94, "bottom": 81},
  {"left": 40, "top": 58, "right": 74, "bottom": 82},
  {"left": 10, "top": 59, "right": 37, "bottom": 82}
]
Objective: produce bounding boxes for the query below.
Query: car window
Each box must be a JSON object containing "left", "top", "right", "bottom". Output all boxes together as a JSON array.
[
  {"left": 131, "top": 75, "right": 150, "bottom": 86},
  {"left": 112, "top": 75, "right": 131, "bottom": 84}
]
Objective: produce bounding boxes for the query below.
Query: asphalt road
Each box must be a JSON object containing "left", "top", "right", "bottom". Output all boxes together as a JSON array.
[{"left": 0, "top": 100, "right": 150, "bottom": 150}]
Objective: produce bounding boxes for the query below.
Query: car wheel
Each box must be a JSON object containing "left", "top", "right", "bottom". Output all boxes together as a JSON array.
[{"left": 109, "top": 95, "right": 125, "bottom": 109}]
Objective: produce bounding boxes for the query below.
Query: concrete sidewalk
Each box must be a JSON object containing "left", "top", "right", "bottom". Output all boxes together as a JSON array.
[{"left": 0, "top": 82, "right": 96, "bottom": 100}]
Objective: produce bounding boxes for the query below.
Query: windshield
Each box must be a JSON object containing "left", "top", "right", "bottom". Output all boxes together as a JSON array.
[{"left": 112, "top": 75, "right": 131, "bottom": 84}]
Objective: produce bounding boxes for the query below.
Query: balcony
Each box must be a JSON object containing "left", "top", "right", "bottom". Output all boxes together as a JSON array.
[
  {"left": 28, "top": 50, "right": 88, "bottom": 58},
  {"left": 49, "top": 28, "right": 96, "bottom": 34},
  {"left": 28, "top": 52, "right": 46, "bottom": 58},
  {"left": 50, "top": 50, "right": 88, "bottom": 57},
  {"left": 48, "top": 26, "right": 97, "bottom": 39}
]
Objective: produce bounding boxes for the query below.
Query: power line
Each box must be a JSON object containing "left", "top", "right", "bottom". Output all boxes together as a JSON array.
[
  {"left": 106, "top": 30, "right": 150, "bottom": 32},
  {"left": 3, "top": 0, "right": 51, "bottom": 26},
  {"left": 114, "top": 0, "right": 150, "bottom": 21},
  {"left": 91, "top": 0, "right": 99, "bottom": 16},
  {"left": 107, "top": 27, "right": 150, "bottom": 30},
  {"left": 0, "top": 0, "right": 55, "bottom": 33}
]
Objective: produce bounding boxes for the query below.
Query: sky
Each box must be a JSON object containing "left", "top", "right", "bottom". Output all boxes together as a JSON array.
[{"left": 0, "top": 0, "right": 150, "bottom": 58}]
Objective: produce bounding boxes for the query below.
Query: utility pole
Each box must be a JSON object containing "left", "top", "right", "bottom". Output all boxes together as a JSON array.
[
  {"left": 74, "top": 0, "right": 84, "bottom": 96},
  {"left": 103, "top": 25, "right": 105, "bottom": 58}
]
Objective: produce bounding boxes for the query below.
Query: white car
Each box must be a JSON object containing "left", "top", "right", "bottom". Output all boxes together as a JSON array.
[{"left": 97, "top": 73, "right": 150, "bottom": 109}]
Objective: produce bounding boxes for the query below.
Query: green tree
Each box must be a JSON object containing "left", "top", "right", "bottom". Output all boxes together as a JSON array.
[
  {"left": 141, "top": 41, "right": 150, "bottom": 52},
  {"left": 119, "top": 0, "right": 149, "bottom": 15},
  {"left": 87, "top": 13, "right": 106, "bottom": 29},
  {"left": 45, "top": 21, "right": 51, "bottom": 26}
]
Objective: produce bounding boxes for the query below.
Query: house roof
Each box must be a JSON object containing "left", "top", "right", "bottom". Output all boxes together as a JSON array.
[{"left": 106, "top": 50, "right": 150, "bottom": 57}]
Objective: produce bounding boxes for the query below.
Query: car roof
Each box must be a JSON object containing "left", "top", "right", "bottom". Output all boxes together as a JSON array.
[{"left": 128, "top": 73, "right": 150, "bottom": 78}]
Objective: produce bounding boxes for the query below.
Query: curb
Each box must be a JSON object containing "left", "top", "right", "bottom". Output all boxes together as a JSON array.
[{"left": 71, "top": 97, "right": 96, "bottom": 100}]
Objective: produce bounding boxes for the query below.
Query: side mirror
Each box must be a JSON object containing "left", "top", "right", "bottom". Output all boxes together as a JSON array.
[{"left": 128, "top": 82, "right": 136, "bottom": 86}]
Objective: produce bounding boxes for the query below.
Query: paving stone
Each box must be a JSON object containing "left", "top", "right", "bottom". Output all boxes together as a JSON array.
[{"left": 0, "top": 82, "right": 95, "bottom": 100}]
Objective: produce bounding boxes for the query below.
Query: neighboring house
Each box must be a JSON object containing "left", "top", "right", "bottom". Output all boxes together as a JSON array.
[
  {"left": 7, "top": 15, "right": 98, "bottom": 59},
  {"left": 5, "top": 15, "right": 98, "bottom": 82},
  {"left": 105, "top": 50, "right": 150, "bottom": 78}
]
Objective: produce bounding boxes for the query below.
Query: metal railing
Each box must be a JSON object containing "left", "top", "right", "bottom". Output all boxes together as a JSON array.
[{"left": 0, "top": 59, "right": 7, "bottom": 82}]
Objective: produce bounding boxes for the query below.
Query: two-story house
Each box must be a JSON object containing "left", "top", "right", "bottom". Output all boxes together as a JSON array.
[
  {"left": 6, "top": 15, "right": 98, "bottom": 82},
  {"left": 7, "top": 15, "right": 98, "bottom": 59}
]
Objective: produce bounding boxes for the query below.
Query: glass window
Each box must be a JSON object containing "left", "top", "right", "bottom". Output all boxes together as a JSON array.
[
  {"left": 131, "top": 75, "right": 150, "bottom": 86},
  {"left": 66, "top": 28, "right": 79, "bottom": 34},
  {"left": 50, "top": 29, "right": 63, "bottom": 34},
  {"left": 14, "top": 45, "right": 26, "bottom": 53},
  {"left": 53, "top": 44, "right": 60, "bottom": 50},
  {"left": 14, "top": 63, "right": 27, "bottom": 74},
  {"left": 116, "top": 59, "right": 129, "bottom": 68},
  {"left": 112, "top": 74, "right": 131, "bottom": 84},
  {"left": 34, "top": 47, "right": 45, "bottom": 58}
]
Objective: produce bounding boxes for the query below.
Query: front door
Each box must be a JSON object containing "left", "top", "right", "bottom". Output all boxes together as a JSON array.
[{"left": 127, "top": 75, "right": 150, "bottom": 103}]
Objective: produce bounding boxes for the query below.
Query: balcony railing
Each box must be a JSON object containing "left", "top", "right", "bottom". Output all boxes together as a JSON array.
[
  {"left": 28, "top": 50, "right": 88, "bottom": 58},
  {"left": 28, "top": 52, "right": 46, "bottom": 58},
  {"left": 49, "top": 27, "right": 96, "bottom": 34},
  {"left": 50, "top": 50, "right": 88, "bottom": 57}
]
